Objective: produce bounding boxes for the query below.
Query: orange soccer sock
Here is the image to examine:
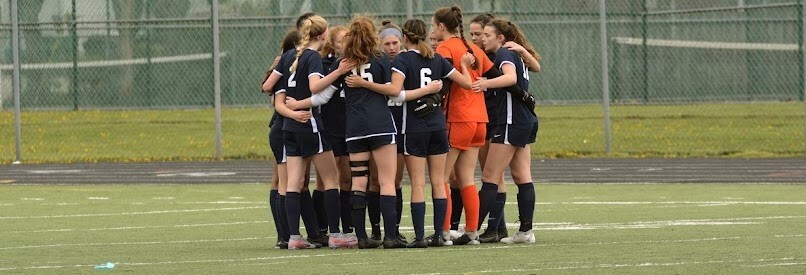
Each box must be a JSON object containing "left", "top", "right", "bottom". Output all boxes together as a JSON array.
[
  {"left": 443, "top": 183, "right": 452, "bottom": 232},
  {"left": 461, "top": 185, "right": 480, "bottom": 233}
]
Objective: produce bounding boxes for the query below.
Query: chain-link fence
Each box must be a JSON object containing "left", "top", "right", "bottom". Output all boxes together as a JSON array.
[{"left": 1, "top": 0, "right": 804, "bottom": 162}]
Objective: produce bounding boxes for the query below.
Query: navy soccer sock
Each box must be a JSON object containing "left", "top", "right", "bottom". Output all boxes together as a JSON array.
[
  {"left": 285, "top": 192, "right": 302, "bottom": 236},
  {"left": 350, "top": 191, "right": 368, "bottom": 238},
  {"left": 339, "top": 190, "right": 353, "bottom": 233},
  {"left": 367, "top": 191, "right": 381, "bottom": 234},
  {"left": 324, "top": 189, "right": 341, "bottom": 234},
  {"left": 396, "top": 188, "right": 404, "bottom": 235},
  {"left": 487, "top": 192, "right": 507, "bottom": 232},
  {"left": 300, "top": 191, "right": 320, "bottom": 237},
  {"left": 277, "top": 195, "right": 290, "bottom": 241},
  {"left": 312, "top": 190, "right": 328, "bottom": 233},
  {"left": 380, "top": 195, "right": 398, "bottom": 240},
  {"left": 411, "top": 202, "right": 426, "bottom": 240},
  {"left": 432, "top": 198, "right": 447, "bottom": 236},
  {"left": 449, "top": 187, "right": 463, "bottom": 230},
  {"left": 478, "top": 182, "right": 498, "bottom": 231},
  {"left": 516, "top": 183, "right": 536, "bottom": 232}
]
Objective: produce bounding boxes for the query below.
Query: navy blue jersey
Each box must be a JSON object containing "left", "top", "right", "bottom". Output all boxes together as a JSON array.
[
  {"left": 484, "top": 51, "right": 498, "bottom": 126},
  {"left": 321, "top": 57, "right": 347, "bottom": 137},
  {"left": 267, "top": 76, "right": 288, "bottom": 129},
  {"left": 490, "top": 47, "right": 536, "bottom": 125},
  {"left": 273, "top": 48, "right": 326, "bottom": 133},
  {"left": 336, "top": 55, "right": 397, "bottom": 141},
  {"left": 391, "top": 50, "right": 455, "bottom": 134}
]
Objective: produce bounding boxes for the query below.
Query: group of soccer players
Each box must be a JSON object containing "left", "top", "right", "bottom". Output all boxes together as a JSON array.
[{"left": 261, "top": 5, "right": 541, "bottom": 250}]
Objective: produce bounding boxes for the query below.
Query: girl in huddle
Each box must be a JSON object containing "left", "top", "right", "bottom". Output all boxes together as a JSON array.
[
  {"left": 472, "top": 18, "right": 541, "bottom": 244},
  {"left": 263, "top": 15, "right": 354, "bottom": 249},
  {"left": 264, "top": 29, "right": 302, "bottom": 250},
  {"left": 338, "top": 15, "right": 407, "bottom": 249}
]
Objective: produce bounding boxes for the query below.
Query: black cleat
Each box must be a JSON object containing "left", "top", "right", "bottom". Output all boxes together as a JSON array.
[
  {"left": 307, "top": 234, "right": 328, "bottom": 248},
  {"left": 452, "top": 233, "right": 480, "bottom": 245},
  {"left": 497, "top": 228, "right": 509, "bottom": 239},
  {"left": 396, "top": 232, "right": 407, "bottom": 243},
  {"left": 478, "top": 230, "right": 501, "bottom": 243},
  {"left": 370, "top": 227, "right": 382, "bottom": 241},
  {"left": 357, "top": 237, "right": 382, "bottom": 249},
  {"left": 276, "top": 240, "right": 289, "bottom": 249},
  {"left": 382, "top": 237, "right": 408, "bottom": 249},
  {"left": 406, "top": 238, "right": 428, "bottom": 248},
  {"left": 427, "top": 234, "right": 445, "bottom": 247}
]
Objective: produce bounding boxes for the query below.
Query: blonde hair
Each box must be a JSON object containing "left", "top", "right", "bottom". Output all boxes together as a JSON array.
[
  {"left": 291, "top": 15, "right": 328, "bottom": 72},
  {"left": 320, "top": 25, "right": 348, "bottom": 58},
  {"left": 401, "top": 19, "right": 434, "bottom": 59}
]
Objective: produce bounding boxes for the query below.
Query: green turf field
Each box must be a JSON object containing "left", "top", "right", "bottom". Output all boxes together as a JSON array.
[
  {"left": 1, "top": 102, "right": 804, "bottom": 163},
  {"left": 1, "top": 184, "right": 804, "bottom": 274}
]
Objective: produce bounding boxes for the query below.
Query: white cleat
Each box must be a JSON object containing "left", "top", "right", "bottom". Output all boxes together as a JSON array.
[{"left": 500, "top": 230, "right": 535, "bottom": 244}]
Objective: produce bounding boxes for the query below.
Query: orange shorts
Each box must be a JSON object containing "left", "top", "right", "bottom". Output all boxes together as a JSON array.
[{"left": 447, "top": 122, "right": 487, "bottom": 151}]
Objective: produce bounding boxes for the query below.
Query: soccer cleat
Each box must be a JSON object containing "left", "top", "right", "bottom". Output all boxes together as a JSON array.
[
  {"left": 396, "top": 232, "right": 408, "bottom": 243},
  {"left": 497, "top": 228, "right": 509, "bottom": 239},
  {"left": 288, "top": 236, "right": 317, "bottom": 250},
  {"left": 406, "top": 238, "right": 428, "bottom": 248},
  {"left": 276, "top": 240, "right": 289, "bottom": 249},
  {"left": 357, "top": 237, "right": 382, "bottom": 249},
  {"left": 328, "top": 234, "right": 357, "bottom": 249},
  {"left": 442, "top": 232, "right": 454, "bottom": 246},
  {"left": 370, "top": 226, "right": 382, "bottom": 241},
  {"left": 448, "top": 229, "right": 464, "bottom": 241},
  {"left": 452, "top": 232, "right": 480, "bottom": 245},
  {"left": 478, "top": 229, "right": 501, "bottom": 243},
  {"left": 307, "top": 234, "right": 328, "bottom": 248},
  {"left": 500, "top": 230, "right": 535, "bottom": 244},
  {"left": 382, "top": 237, "right": 408, "bottom": 249},
  {"left": 427, "top": 234, "right": 445, "bottom": 247}
]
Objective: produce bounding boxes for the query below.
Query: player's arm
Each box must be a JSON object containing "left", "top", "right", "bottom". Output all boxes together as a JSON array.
[
  {"left": 388, "top": 72, "right": 443, "bottom": 102},
  {"left": 310, "top": 59, "right": 354, "bottom": 93},
  {"left": 274, "top": 92, "right": 311, "bottom": 123},
  {"left": 504, "top": 41, "right": 541, "bottom": 73},
  {"left": 345, "top": 75, "right": 399, "bottom": 96},
  {"left": 481, "top": 65, "right": 536, "bottom": 109},
  {"left": 285, "top": 85, "right": 339, "bottom": 110},
  {"left": 262, "top": 71, "right": 282, "bottom": 93},
  {"left": 472, "top": 63, "right": 517, "bottom": 91}
]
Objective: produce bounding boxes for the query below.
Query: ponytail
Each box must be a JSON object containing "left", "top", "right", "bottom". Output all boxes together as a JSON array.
[
  {"left": 435, "top": 5, "right": 478, "bottom": 69},
  {"left": 402, "top": 19, "right": 434, "bottom": 59}
]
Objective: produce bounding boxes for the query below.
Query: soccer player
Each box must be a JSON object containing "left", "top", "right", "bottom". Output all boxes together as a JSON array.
[
  {"left": 262, "top": 15, "right": 355, "bottom": 249},
  {"left": 472, "top": 18, "right": 541, "bottom": 244}
]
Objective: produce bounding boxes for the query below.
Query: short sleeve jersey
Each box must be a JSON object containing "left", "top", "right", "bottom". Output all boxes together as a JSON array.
[
  {"left": 490, "top": 47, "right": 537, "bottom": 125},
  {"left": 336, "top": 55, "right": 397, "bottom": 141},
  {"left": 391, "top": 50, "right": 455, "bottom": 134},
  {"left": 272, "top": 48, "right": 326, "bottom": 133},
  {"left": 320, "top": 54, "right": 347, "bottom": 137},
  {"left": 435, "top": 37, "right": 494, "bottom": 123}
]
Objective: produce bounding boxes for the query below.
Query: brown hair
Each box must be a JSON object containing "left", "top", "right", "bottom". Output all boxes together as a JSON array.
[
  {"left": 295, "top": 12, "right": 316, "bottom": 29},
  {"left": 319, "top": 25, "right": 348, "bottom": 58},
  {"left": 291, "top": 15, "right": 328, "bottom": 71},
  {"left": 487, "top": 18, "right": 541, "bottom": 62},
  {"left": 343, "top": 15, "right": 380, "bottom": 66},
  {"left": 402, "top": 19, "right": 434, "bottom": 59},
  {"left": 434, "top": 5, "right": 477, "bottom": 69},
  {"left": 471, "top": 13, "right": 495, "bottom": 26},
  {"left": 280, "top": 29, "right": 300, "bottom": 53},
  {"left": 380, "top": 19, "right": 400, "bottom": 33}
]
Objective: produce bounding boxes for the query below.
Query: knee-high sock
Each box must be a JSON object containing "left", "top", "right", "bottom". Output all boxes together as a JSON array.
[
  {"left": 498, "top": 194, "right": 508, "bottom": 232},
  {"left": 477, "top": 182, "right": 498, "bottom": 231},
  {"left": 432, "top": 198, "right": 447, "bottom": 236},
  {"left": 487, "top": 192, "right": 507, "bottom": 232},
  {"left": 450, "top": 187, "right": 463, "bottom": 230},
  {"left": 312, "top": 190, "right": 328, "bottom": 232},
  {"left": 411, "top": 202, "right": 426, "bottom": 240},
  {"left": 460, "top": 185, "right": 480, "bottom": 233},
  {"left": 380, "top": 195, "right": 397, "bottom": 240},
  {"left": 277, "top": 195, "right": 290, "bottom": 241},
  {"left": 396, "top": 188, "right": 403, "bottom": 234},
  {"left": 300, "top": 191, "right": 320, "bottom": 237},
  {"left": 339, "top": 190, "right": 353, "bottom": 233},
  {"left": 517, "top": 183, "right": 536, "bottom": 232},
  {"left": 350, "top": 191, "right": 368, "bottom": 238},
  {"left": 269, "top": 190, "right": 280, "bottom": 236},
  {"left": 443, "top": 184, "right": 452, "bottom": 232},
  {"left": 324, "top": 189, "right": 341, "bottom": 234},
  {"left": 367, "top": 191, "right": 381, "bottom": 234},
  {"left": 285, "top": 192, "right": 302, "bottom": 236}
]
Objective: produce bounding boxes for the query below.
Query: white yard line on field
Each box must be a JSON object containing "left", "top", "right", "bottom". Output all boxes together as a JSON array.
[
  {"left": 0, "top": 237, "right": 270, "bottom": 250},
  {"left": 7, "top": 221, "right": 269, "bottom": 234},
  {"left": 0, "top": 206, "right": 266, "bottom": 220}
]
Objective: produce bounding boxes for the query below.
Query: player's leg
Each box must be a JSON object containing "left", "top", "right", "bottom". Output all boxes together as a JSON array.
[
  {"left": 312, "top": 170, "right": 328, "bottom": 237},
  {"left": 500, "top": 145, "right": 535, "bottom": 244},
  {"left": 348, "top": 149, "right": 380, "bottom": 249},
  {"left": 285, "top": 153, "right": 316, "bottom": 249},
  {"left": 367, "top": 160, "right": 382, "bottom": 241},
  {"left": 300, "top": 162, "right": 325, "bottom": 247},
  {"left": 312, "top": 150, "right": 353, "bottom": 248},
  {"left": 394, "top": 153, "right": 406, "bottom": 242},
  {"left": 404, "top": 154, "right": 427, "bottom": 247},
  {"left": 452, "top": 122, "right": 485, "bottom": 245},
  {"left": 479, "top": 140, "right": 517, "bottom": 243},
  {"left": 371, "top": 141, "right": 405, "bottom": 249}
]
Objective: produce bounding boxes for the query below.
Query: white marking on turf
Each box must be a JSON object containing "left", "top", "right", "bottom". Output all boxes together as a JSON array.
[
  {"left": 27, "top": 170, "right": 83, "bottom": 174},
  {"left": 7, "top": 221, "right": 269, "bottom": 234},
  {"left": 87, "top": 197, "right": 109, "bottom": 200},
  {"left": 20, "top": 198, "right": 44, "bottom": 201},
  {"left": 152, "top": 197, "right": 175, "bottom": 200},
  {"left": 0, "top": 237, "right": 270, "bottom": 250},
  {"left": 155, "top": 172, "right": 236, "bottom": 177},
  {"left": 227, "top": 197, "right": 245, "bottom": 200},
  {"left": 0, "top": 206, "right": 265, "bottom": 220}
]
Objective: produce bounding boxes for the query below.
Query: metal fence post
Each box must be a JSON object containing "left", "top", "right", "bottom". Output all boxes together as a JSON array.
[
  {"left": 12, "top": 0, "right": 22, "bottom": 163},
  {"left": 71, "top": 0, "right": 78, "bottom": 110},
  {"left": 801, "top": 0, "right": 806, "bottom": 157},
  {"left": 600, "top": 0, "right": 612, "bottom": 155},
  {"left": 212, "top": 0, "right": 223, "bottom": 160}
]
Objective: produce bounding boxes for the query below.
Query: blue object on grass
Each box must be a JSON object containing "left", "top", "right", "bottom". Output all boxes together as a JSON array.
[{"left": 94, "top": 262, "right": 115, "bottom": 269}]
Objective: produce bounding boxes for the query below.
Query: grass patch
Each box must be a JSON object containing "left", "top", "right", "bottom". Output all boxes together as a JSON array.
[
  {"left": 1, "top": 102, "right": 804, "bottom": 163},
  {"left": 1, "top": 184, "right": 804, "bottom": 274}
]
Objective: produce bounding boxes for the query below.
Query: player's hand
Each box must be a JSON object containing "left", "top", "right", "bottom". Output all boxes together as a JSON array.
[
  {"left": 413, "top": 94, "right": 441, "bottom": 118},
  {"left": 345, "top": 75, "right": 366, "bottom": 88},
  {"left": 285, "top": 97, "right": 302, "bottom": 110},
  {"left": 460, "top": 53, "right": 475, "bottom": 67},
  {"left": 427, "top": 80, "right": 443, "bottom": 94},
  {"left": 503, "top": 41, "right": 526, "bottom": 54},
  {"left": 290, "top": 110, "right": 311, "bottom": 123},
  {"left": 337, "top": 59, "right": 356, "bottom": 74},
  {"left": 471, "top": 77, "right": 488, "bottom": 92}
]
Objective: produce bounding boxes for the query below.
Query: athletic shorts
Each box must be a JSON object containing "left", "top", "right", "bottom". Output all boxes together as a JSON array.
[
  {"left": 403, "top": 131, "right": 450, "bottom": 158},
  {"left": 283, "top": 131, "right": 331, "bottom": 158},
  {"left": 396, "top": 134, "right": 405, "bottom": 154},
  {"left": 346, "top": 134, "right": 395, "bottom": 154},
  {"left": 269, "top": 127, "right": 286, "bottom": 164},
  {"left": 325, "top": 133, "right": 348, "bottom": 157},
  {"left": 447, "top": 122, "right": 487, "bottom": 150},
  {"left": 489, "top": 122, "right": 538, "bottom": 148}
]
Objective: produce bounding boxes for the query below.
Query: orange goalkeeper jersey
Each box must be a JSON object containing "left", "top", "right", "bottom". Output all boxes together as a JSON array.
[{"left": 436, "top": 37, "right": 494, "bottom": 123}]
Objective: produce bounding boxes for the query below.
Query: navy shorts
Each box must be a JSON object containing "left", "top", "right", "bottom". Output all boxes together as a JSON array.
[
  {"left": 283, "top": 131, "right": 331, "bottom": 158},
  {"left": 396, "top": 134, "right": 405, "bottom": 154},
  {"left": 403, "top": 131, "right": 450, "bottom": 158},
  {"left": 489, "top": 123, "right": 538, "bottom": 148},
  {"left": 325, "top": 133, "right": 348, "bottom": 157},
  {"left": 269, "top": 127, "right": 286, "bottom": 164},
  {"left": 346, "top": 134, "right": 395, "bottom": 154}
]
